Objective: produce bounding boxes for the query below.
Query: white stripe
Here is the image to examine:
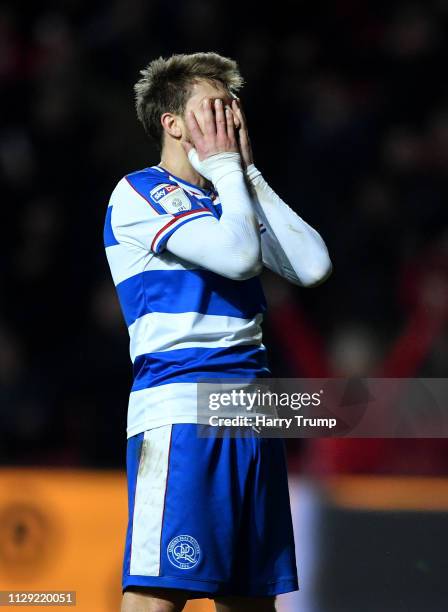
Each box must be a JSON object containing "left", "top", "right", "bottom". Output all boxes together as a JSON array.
[
  {"left": 105, "top": 243, "right": 199, "bottom": 286},
  {"left": 144, "top": 250, "right": 198, "bottom": 271},
  {"left": 112, "top": 177, "right": 160, "bottom": 218},
  {"left": 105, "top": 242, "right": 149, "bottom": 286},
  {"left": 130, "top": 425, "right": 172, "bottom": 576},
  {"left": 153, "top": 210, "right": 213, "bottom": 252},
  {"left": 129, "top": 312, "right": 263, "bottom": 362},
  {"left": 127, "top": 376, "right": 268, "bottom": 437},
  {"left": 128, "top": 384, "right": 199, "bottom": 436}
]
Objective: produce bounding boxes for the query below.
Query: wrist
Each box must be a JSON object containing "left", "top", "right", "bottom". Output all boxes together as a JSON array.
[
  {"left": 246, "top": 163, "right": 262, "bottom": 182},
  {"left": 188, "top": 149, "right": 243, "bottom": 186},
  {"left": 214, "top": 165, "right": 246, "bottom": 192}
]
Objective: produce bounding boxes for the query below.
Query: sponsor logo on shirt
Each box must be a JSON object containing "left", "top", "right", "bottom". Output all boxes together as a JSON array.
[{"left": 150, "top": 184, "right": 178, "bottom": 202}]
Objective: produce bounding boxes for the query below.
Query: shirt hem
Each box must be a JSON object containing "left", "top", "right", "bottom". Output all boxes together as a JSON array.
[{"left": 127, "top": 415, "right": 200, "bottom": 438}]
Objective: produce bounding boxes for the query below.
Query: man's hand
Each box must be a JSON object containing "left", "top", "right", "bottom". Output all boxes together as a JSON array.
[
  {"left": 232, "top": 98, "right": 254, "bottom": 169},
  {"left": 182, "top": 98, "right": 239, "bottom": 160}
]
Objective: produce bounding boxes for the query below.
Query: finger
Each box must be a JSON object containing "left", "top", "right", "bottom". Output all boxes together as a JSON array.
[
  {"left": 185, "top": 110, "right": 204, "bottom": 145},
  {"left": 235, "top": 98, "right": 251, "bottom": 139},
  {"left": 232, "top": 100, "right": 249, "bottom": 149},
  {"left": 225, "top": 105, "right": 236, "bottom": 141},
  {"left": 202, "top": 97, "right": 216, "bottom": 136},
  {"left": 238, "top": 126, "right": 249, "bottom": 155},
  {"left": 214, "top": 98, "right": 227, "bottom": 139},
  {"left": 232, "top": 98, "right": 245, "bottom": 129},
  {"left": 231, "top": 100, "right": 241, "bottom": 129}
]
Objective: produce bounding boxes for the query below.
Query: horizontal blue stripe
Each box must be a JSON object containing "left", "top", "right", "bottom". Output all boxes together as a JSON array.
[
  {"left": 104, "top": 206, "right": 119, "bottom": 247},
  {"left": 132, "top": 345, "right": 270, "bottom": 390},
  {"left": 116, "top": 270, "right": 267, "bottom": 327}
]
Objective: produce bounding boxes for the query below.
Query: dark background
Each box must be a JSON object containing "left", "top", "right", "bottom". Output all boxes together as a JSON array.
[{"left": 1, "top": 0, "right": 448, "bottom": 469}]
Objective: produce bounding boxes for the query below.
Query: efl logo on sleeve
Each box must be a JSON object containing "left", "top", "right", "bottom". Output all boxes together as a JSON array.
[{"left": 150, "top": 184, "right": 192, "bottom": 214}]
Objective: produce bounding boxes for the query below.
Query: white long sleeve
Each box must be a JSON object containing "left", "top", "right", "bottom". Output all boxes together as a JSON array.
[
  {"left": 166, "top": 151, "right": 262, "bottom": 280},
  {"left": 246, "top": 164, "right": 332, "bottom": 287}
]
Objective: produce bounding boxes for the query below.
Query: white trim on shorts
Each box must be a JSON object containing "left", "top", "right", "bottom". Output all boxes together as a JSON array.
[{"left": 129, "top": 425, "right": 173, "bottom": 576}]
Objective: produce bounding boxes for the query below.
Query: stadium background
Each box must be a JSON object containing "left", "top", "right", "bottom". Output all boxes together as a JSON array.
[{"left": 1, "top": 1, "right": 448, "bottom": 610}]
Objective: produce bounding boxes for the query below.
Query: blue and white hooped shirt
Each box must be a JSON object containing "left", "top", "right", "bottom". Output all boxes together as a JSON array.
[{"left": 104, "top": 165, "right": 269, "bottom": 437}]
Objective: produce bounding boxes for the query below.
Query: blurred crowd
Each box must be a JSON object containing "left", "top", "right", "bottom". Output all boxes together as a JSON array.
[{"left": 1, "top": 0, "right": 447, "bottom": 468}]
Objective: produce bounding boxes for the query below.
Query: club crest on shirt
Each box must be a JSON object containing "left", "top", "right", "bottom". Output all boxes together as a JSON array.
[
  {"left": 167, "top": 534, "right": 201, "bottom": 569},
  {"left": 150, "top": 184, "right": 192, "bottom": 214}
]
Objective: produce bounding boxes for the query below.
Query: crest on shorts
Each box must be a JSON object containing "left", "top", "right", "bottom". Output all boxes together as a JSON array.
[{"left": 167, "top": 534, "right": 201, "bottom": 569}]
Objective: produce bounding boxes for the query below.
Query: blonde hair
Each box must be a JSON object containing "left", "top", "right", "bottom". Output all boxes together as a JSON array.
[{"left": 134, "top": 52, "right": 244, "bottom": 149}]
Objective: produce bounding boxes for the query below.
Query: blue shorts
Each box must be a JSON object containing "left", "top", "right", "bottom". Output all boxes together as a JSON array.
[{"left": 122, "top": 424, "right": 298, "bottom": 598}]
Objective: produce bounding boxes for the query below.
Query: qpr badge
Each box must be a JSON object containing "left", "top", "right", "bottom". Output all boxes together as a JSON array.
[{"left": 167, "top": 534, "right": 201, "bottom": 569}]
